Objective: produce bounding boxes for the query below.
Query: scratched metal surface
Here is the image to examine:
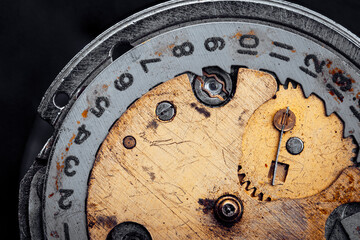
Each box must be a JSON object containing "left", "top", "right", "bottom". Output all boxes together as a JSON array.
[{"left": 43, "top": 21, "right": 360, "bottom": 239}]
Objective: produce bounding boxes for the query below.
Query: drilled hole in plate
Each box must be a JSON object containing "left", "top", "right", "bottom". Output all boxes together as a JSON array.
[
  {"left": 111, "top": 41, "right": 133, "bottom": 61},
  {"left": 53, "top": 92, "right": 70, "bottom": 108}
]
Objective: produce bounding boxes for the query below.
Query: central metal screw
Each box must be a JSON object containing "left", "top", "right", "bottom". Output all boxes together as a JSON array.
[
  {"left": 286, "top": 137, "right": 304, "bottom": 155},
  {"left": 204, "top": 78, "right": 223, "bottom": 94},
  {"left": 214, "top": 195, "right": 243, "bottom": 224},
  {"left": 222, "top": 202, "right": 237, "bottom": 218},
  {"left": 156, "top": 101, "right": 176, "bottom": 121}
]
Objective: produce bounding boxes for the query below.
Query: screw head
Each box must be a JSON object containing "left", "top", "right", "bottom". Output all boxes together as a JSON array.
[
  {"left": 204, "top": 77, "right": 223, "bottom": 95},
  {"left": 156, "top": 101, "right": 176, "bottom": 121},
  {"left": 221, "top": 201, "right": 238, "bottom": 218},
  {"left": 123, "top": 136, "right": 136, "bottom": 149},
  {"left": 273, "top": 108, "right": 296, "bottom": 132},
  {"left": 214, "top": 195, "right": 243, "bottom": 224},
  {"left": 193, "top": 67, "right": 233, "bottom": 107},
  {"left": 286, "top": 137, "right": 304, "bottom": 155}
]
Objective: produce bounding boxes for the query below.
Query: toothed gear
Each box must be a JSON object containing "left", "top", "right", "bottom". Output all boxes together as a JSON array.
[{"left": 240, "top": 84, "right": 357, "bottom": 200}]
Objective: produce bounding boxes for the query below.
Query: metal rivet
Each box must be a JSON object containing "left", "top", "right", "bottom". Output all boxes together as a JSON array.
[
  {"left": 286, "top": 137, "right": 304, "bottom": 155},
  {"left": 123, "top": 136, "right": 136, "bottom": 149},
  {"left": 193, "top": 67, "right": 233, "bottom": 107},
  {"left": 214, "top": 195, "right": 243, "bottom": 224},
  {"left": 156, "top": 101, "right": 176, "bottom": 121},
  {"left": 273, "top": 108, "right": 296, "bottom": 132}
]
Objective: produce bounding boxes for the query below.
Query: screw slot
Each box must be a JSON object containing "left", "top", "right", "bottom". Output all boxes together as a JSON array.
[
  {"left": 156, "top": 101, "right": 176, "bottom": 121},
  {"left": 273, "top": 108, "right": 296, "bottom": 132}
]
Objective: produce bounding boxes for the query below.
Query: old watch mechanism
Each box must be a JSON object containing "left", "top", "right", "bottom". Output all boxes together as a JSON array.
[{"left": 19, "top": 1, "right": 360, "bottom": 239}]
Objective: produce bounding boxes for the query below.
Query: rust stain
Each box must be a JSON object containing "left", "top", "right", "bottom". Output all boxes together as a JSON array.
[
  {"left": 48, "top": 193, "right": 54, "bottom": 198},
  {"left": 348, "top": 174, "right": 354, "bottom": 184},
  {"left": 326, "top": 60, "right": 333, "bottom": 68},
  {"left": 318, "top": 208, "right": 329, "bottom": 215},
  {"left": 291, "top": 49, "right": 296, "bottom": 53},
  {"left": 54, "top": 161, "right": 65, "bottom": 191},
  {"left": 329, "top": 68, "right": 355, "bottom": 89},
  {"left": 347, "top": 76, "right": 355, "bottom": 84},
  {"left": 56, "top": 162, "right": 64, "bottom": 171},
  {"left": 155, "top": 51, "right": 163, "bottom": 57},
  {"left": 247, "top": 30, "right": 255, "bottom": 35},
  {"left": 329, "top": 67, "right": 344, "bottom": 75},
  {"left": 96, "top": 215, "right": 118, "bottom": 228},
  {"left": 142, "top": 166, "right": 156, "bottom": 181},
  {"left": 238, "top": 109, "right": 249, "bottom": 122},
  {"left": 54, "top": 178, "right": 59, "bottom": 191},
  {"left": 102, "top": 84, "right": 109, "bottom": 90},
  {"left": 168, "top": 44, "right": 175, "bottom": 49},
  {"left": 70, "top": 133, "right": 76, "bottom": 143},
  {"left": 149, "top": 172, "right": 155, "bottom": 181},
  {"left": 146, "top": 120, "right": 158, "bottom": 130},
  {"left": 50, "top": 231, "right": 59, "bottom": 238},
  {"left": 82, "top": 109, "right": 89, "bottom": 118},
  {"left": 62, "top": 133, "right": 76, "bottom": 155},
  {"left": 190, "top": 103, "right": 211, "bottom": 118},
  {"left": 198, "top": 198, "right": 215, "bottom": 214},
  {"left": 231, "top": 32, "right": 242, "bottom": 39},
  {"left": 76, "top": 121, "right": 80, "bottom": 124},
  {"left": 88, "top": 220, "right": 95, "bottom": 228}
]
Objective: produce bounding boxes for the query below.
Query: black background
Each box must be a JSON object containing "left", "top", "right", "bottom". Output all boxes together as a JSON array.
[{"left": 1, "top": 0, "right": 359, "bottom": 238}]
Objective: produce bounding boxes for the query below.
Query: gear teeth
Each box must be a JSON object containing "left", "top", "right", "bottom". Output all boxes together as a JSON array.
[
  {"left": 302, "top": 85, "right": 312, "bottom": 98},
  {"left": 244, "top": 181, "right": 252, "bottom": 191},
  {"left": 192, "top": 68, "right": 203, "bottom": 77},
  {"left": 238, "top": 165, "right": 268, "bottom": 201},
  {"left": 325, "top": 103, "right": 336, "bottom": 116},
  {"left": 238, "top": 173, "right": 246, "bottom": 185},
  {"left": 343, "top": 124, "right": 353, "bottom": 138}
]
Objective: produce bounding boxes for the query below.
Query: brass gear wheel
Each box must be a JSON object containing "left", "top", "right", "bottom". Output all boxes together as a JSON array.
[{"left": 239, "top": 83, "right": 357, "bottom": 201}]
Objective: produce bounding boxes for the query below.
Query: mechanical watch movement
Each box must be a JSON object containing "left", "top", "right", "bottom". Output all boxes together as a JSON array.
[{"left": 19, "top": 0, "right": 360, "bottom": 239}]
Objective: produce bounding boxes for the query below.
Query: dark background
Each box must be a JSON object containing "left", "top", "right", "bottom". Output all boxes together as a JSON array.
[{"left": 1, "top": 0, "right": 359, "bottom": 238}]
